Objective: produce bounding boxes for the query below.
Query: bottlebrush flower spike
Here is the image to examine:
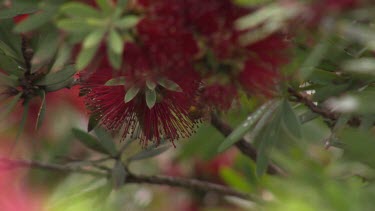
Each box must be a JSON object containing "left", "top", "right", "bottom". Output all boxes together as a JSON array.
[{"left": 80, "top": 43, "right": 200, "bottom": 147}]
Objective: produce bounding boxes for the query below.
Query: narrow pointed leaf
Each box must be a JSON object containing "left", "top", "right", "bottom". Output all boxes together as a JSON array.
[
  {"left": 218, "top": 101, "right": 273, "bottom": 152},
  {"left": 72, "top": 128, "right": 108, "bottom": 154},
  {"left": 281, "top": 100, "right": 302, "bottom": 139},
  {"left": 124, "top": 87, "right": 140, "bottom": 103},
  {"left": 157, "top": 78, "right": 183, "bottom": 92},
  {"left": 105, "top": 77, "right": 126, "bottom": 86},
  {"left": 60, "top": 3, "right": 100, "bottom": 18},
  {"left": 146, "top": 80, "right": 156, "bottom": 90},
  {"left": 145, "top": 88, "right": 156, "bottom": 109},
  {"left": 83, "top": 30, "right": 106, "bottom": 49},
  {"left": 36, "top": 65, "right": 76, "bottom": 85},
  {"left": 111, "top": 161, "right": 126, "bottom": 189},
  {"left": 0, "top": 92, "right": 22, "bottom": 121},
  {"left": 108, "top": 29, "right": 124, "bottom": 55},
  {"left": 128, "top": 146, "right": 169, "bottom": 161},
  {"left": 94, "top": 128, "right": 117, "bottom": 157}
]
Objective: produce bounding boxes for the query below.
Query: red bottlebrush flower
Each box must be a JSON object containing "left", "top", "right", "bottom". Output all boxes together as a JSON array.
[
  {"left": 136, "top": 0, "right": 198, "bottom": 67},
  {"left": 80, "top": 43, "right": 200, "bottom": 146},
  {"left": 13, "top": 14, "right": 29, "bottom": 24},
  {"left": 239, "top": 60, "right": 281, "bottom": 97},
  {"left": 201, "top": 84, "right": 237, "bottom": 110}
]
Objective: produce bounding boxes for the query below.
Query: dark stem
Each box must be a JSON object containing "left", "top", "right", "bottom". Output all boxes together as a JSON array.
[
  {"left": 288, "top": 87, "right": 362, "bottom": 127},
  {"left": 210, "top": 113, "right": 286, "bottom": 176},
  {"left": 126, "top": 173, "right": 250, "bottom": 200},
  {"left": 21, "top": 35, "right": 33, "bottom": 75},
  {"left": 0, "top": 158, "right": 250, "bottom": 200}
]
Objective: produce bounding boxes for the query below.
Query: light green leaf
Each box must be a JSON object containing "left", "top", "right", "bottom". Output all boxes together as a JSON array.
[
  {"left": 124, "top": 87, "right": 140, "bottom": 103},
  {"left": 76, "top": 46, "right": 98, "bottom": 70},
  {"left": 108, "top": 29, "right": 124, "bottom": 55},
  {"left": 83, "top": 29, "right": 106, "bottom": 49},
  {"left": 57, "top": 19, "right": 96, "bottom": 32},
  {"left": 146, "top": 80, "right": 156, "bottom": 90},
  {"left": 114, "top": 15, "right": 139, "bottom": 29},
  {"left": 96, "top": 0, "right": 113, "bottom": 14},
  {"left": 157, "top": 78, "right": 182, "bottom": 92},
  {"left": 105, "top": 77, "right": 126, "bottom": 86},
  {"left": 145, "top": 88, "right": 156, "bottom": 109},
  {"left": 60, "top": 3, "right": 100, "bottom": 18}
]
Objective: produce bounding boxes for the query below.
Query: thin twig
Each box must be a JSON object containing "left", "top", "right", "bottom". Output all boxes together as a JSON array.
[
  {"left": 288, "top": 87, "right": 362, "bottom": 127},
  {"left": 210, "top": 113, "right": 286, "bottom": 176},
  {"left": 126, "top": 173, "right": 251, "bottom": 200},
  {"left": 0, "top": 158, "right": 106, "bottom": 177},
  {"left": 0, "top": 158, "right": 250, "bottom": 200}
]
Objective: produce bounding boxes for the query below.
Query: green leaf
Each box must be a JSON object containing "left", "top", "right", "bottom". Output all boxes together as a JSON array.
[
  {"left": 157, "top": 78, "right": 182, "bottom": 92},
  {"left": 88, "top": 114, "right": 100, "bottom": 132},
  {"left": 300, "top": 35, "right": 331, "bottom": 79},
  {"left": 60, "top": 3, "right": 100, "bottom": 18},
  {"left": 220, "top": 167, "right": 253, "bottom": 193},
  {"left": 218, "top": 101, "right": 273, "bottom": 152},
  {"left": 0, "top": 92, "right": 22, "bottom": 121},
  {"left": 124, "top": 87, "right": 140, "bottom": 103},
  {"left": 105, "top": 77, "right": 126, "bottom": 86},
  {"left": 44, "top": 77, "right": 74, "bottom": 92},
  {"left": 111, "top": 161, "right": 126, "bottom": 189},
  {"left": 35, "top": 90, "right": 46, "bottom": 130},
  {"left": 35, "top": 65, "right": 76, "bottom": 86},
  {"left": 72, "top": 128, "right": 109, "bottom": 154},
  {"left": 31, "top": 28, "right": 60, "bottom": 68},
  {"left": 281, "top": 100, "right": 302, "bottom": 139},
  {"left": 108, "top": 29, "right": 124, "bottom": 55},
  {"left": 146, "top": 80, "right": 156, "bottom": 90},
  {"left": 83, "top": 29, "right": 106, "bottom": 49},
  {"left": 107, "top": 45, "right": 122, "bottom": 69},
  {"left": 94, "top": 128, "right": 117, "bottom": 157},
  {"left": 145, "top": 88, "right": 156, "bottom": 109},
  {"left": 114, "top": 15, "right": 139, "bottom": 29},
  {"left": 16, "top": 100, "right": 30, "bottom": 140},
  {"left": 57, "top": 19, "right": 96, "bottom": 32},
  {"left": 128, "top": 146, "right": 169, "bottom": 162},
  {"left": 14, "top": 10, "right": 56, "bottom": 32},
  {"left": 76, "top": 46, "right": 99, "bottom": 70},
  {"left": 96, "top": 0, "right": 113, "bottom": 14},
  {"left": 341, "top": 129, "right": 375, "bottom": 168},
  {"left": 0, "top": 40, "right": 22, "bottom": 62},
  {"left": 256, "top": 106, "right": 282, "bottom": 177}
]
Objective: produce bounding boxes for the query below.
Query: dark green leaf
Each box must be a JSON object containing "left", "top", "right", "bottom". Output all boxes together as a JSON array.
[
  {"left": 88, "top": 114, "right": 100, "bottom": 132},
  {"left": 107, "top": 46, "right": 122, "bottom": 69},
  {"left": 124, "top": 87, "right": 140, "bottom": 103},
  {"left": 0, "top": 92, "right": 22, "bottom": 121},
  {"left": 72, "top": 128, "right": 109, "bottom": 154},
  {"left": 35, "top": 65, "right": 76, "bottom": 86},
  {"left": 218, "top": 101, "right": 273, "bottom": 152},
  {"left": 96, "top": 0, "right": 113, "bottom": 13},
  {"left": 128, "top": 146, "right": 169, "bottom": 162},
  {"left": 16, "top": 100, "right": 30, "bottom": 140},
  {"left": 111, "top": 161, "right": 126, "bottom": 189},
  {"left": 0, "top": 40, "right": 22, "bottom": 62},
  {"left": 94, "top": 128, "right": 117, "bottom": 157},
  {"left": 14, "top": 10, "right": 56, "bottom": 32},
  {"left": 300, "top": 35, "right": 331, "bottom": 79},
  {"left": 281, "top": 100, "right": 302, "bottom": 139},
  {"left": 145, "top": 88, "right": 156, "bottom": 109}
]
